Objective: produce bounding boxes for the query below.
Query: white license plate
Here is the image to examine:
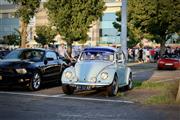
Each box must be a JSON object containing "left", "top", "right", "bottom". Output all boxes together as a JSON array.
[
  {"left": 0, "top": 76, "right": 2, "bottom": 80},
  {"left": 165, "top": 63, "right": 173, "bottom": 65}
]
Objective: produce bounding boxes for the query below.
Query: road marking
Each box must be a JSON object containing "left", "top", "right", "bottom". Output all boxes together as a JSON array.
[
  {"left": 0, "top": 91, "right": 134, "bottom": 104},
  {"left": 60, "top": 96, "right": 134, "bottom": 104}
]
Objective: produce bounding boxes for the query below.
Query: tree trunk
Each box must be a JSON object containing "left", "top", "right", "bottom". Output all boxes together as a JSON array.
[
  {"left": 20, "top": 20, "right": 28, "bottom": 48},
  {"left": 66, "top": 42, "right": 72, "bottom": 58},
  {"left": 176, "top": 80, "right": 180, "bottom": 103},
  {"left": 159, "top": 38, "right": 166, "bottom": 57}
]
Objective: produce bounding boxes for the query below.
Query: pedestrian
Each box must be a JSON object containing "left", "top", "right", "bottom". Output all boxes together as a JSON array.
[
  {"left": 138, "top": 48, "right": 144, "bottom": 63},
  {"left": 57, "top": 43, "right": 71, "bottom": 59}
]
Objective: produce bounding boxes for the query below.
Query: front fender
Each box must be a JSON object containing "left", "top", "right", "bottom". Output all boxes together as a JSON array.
[
  {"left": 96, "top": 67, "right": 116, "bottom": 85},
  {"left": 61, "top": 66, "right": 77, "bottom": 83},
  {"left": 125, "top": 67, "right": 132, "bottom": 85}
]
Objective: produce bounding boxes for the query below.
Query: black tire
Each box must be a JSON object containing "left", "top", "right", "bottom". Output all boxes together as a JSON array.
[
  {"left": 62, "top": 84, "right": 74, "bottom": 95},
  {"left": 126, "top": 75, "right": 133, "bottom": 90},
  {"left": 28, "top": 72, "right": 41, "bottom": 91},
  {"left": 106, "top": 75, "right": 119, "bottom": 96}
]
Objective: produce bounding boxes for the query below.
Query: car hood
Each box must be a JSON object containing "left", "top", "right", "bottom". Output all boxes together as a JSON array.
[
  {"left": 0, "top": 59, "right": 33, "bottom": 68},
  {"left": 75, "top": 61, "right": 113, "bottom": 81}
]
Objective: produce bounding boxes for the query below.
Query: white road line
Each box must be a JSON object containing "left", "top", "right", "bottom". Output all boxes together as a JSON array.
[
  {"left": 0, "top": 91, "right": 134, "bottom": 104},
  {"left": 61, "top": 96, "right": 134, "bottom": 104}
]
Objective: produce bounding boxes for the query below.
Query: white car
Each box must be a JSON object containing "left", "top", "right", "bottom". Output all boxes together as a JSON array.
[{"left": 61, "top": 46, "right": 133, "bottom": 96}]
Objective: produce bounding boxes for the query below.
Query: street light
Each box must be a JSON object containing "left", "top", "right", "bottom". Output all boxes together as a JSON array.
[{"left": 121, "top": 0, "right": 128, "bottom": 60}]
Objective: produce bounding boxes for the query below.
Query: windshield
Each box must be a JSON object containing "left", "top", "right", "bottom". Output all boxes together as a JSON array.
[
  {"left": 162, "top": 54, "right": 179, "bottom": 59},
  {"left": 79, "top": 51, "right": 114, "bottom": 61},
  {"left": 4, "top": 49, "right": 45, "bottom": 62}
]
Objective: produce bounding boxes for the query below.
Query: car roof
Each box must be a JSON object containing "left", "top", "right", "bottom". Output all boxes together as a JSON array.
[
  {"left": 83, "top": 46, "right": 119, "bottom": 52},
  {"left": 14, "top": 48, "right": 55, "bottom": 52}
]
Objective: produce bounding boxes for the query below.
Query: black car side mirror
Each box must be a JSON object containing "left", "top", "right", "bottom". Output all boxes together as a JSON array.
[{"left": 44, "top": 57, "right": 54, "bottom": 64}]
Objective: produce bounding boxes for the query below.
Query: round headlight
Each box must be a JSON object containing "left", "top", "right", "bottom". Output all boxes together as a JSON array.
[
  {"left": 16, "top": 68, "right": 27, "bottom": 74},
  {"left": 65, "top": 71, "right": 73, "bottom": 79},
  {"left": 89, "top": 77, "right": 97, "bottom": 83},
  {"left": 100, "top": 72, "right": 108, "bottom": 80}
]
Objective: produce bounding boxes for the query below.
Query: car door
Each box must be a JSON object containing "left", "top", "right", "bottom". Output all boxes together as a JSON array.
[
  {"left": 116, "top": 52, "right": 127, "bottom": 85},
  {"left": 43, "top": 51, "right": 62, "bottom": 82}
]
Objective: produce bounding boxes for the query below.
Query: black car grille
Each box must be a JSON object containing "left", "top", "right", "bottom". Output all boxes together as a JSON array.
[{"left": 0, "top": 68, "right": 15, "bottom": 74}]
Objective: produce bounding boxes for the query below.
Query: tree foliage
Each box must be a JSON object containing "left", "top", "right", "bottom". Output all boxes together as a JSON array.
[
  {"left": 2, "top": 34, "right": 20, "bottom": 45},
  {"left": 128, "top": 0, "right": 180, "bottom": 54},
  {"left": 35, "top": 26, "right": 57, "bottom": 46},
  {"left": 44, "top": 0, "right": 106, "bottom": 55},
  {"left": 113, "top": 11, "right": 141, "bottom": 48},
  {"left": 7, "top": 0, "right": 41, "bottom": 48}
]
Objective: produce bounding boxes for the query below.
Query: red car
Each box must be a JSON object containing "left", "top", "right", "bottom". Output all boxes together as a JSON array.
[{"left": 157, "top": 54, "right": 180, "bottom": 70}]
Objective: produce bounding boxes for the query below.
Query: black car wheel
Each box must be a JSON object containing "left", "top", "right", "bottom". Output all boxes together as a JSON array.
[
  {"left": 62, "top": 84, "right": 74, "bottom": 95},
  {"left": 106, "top": 75, "right": 118, "bottom": 96},
  {"left": 29, "top": 72, "right": 41, "bottom": 91}
]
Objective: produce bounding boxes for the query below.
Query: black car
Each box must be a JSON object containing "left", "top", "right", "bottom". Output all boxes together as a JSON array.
[
  {"left": 0, "top": 50, "right": 10, "bottom": 59},
  {"left": 0, "top": 48, "right": 67, "bottom": 90}
]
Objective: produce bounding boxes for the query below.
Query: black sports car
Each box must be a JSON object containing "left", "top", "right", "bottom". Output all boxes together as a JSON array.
[{"left": 0, "top": 48, "right": 67, "bottom": 90}]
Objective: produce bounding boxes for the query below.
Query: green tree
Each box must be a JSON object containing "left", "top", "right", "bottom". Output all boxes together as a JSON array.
[
  {"left": 2, "top": 34, "right": 20, "bottom": 45},
  {"left": 7, "top": 0, "right": 41, "bottom": 48},
  {"left": 113, "top": 11, "right": 141, "bottom": 48},
  {"left": 44, "top": 0, "right": 106, "bottom": 56},
  {"left": 35, "top": 26, "right": 57, "bottom": 46},
  {"left": 128, "top": 0, "right": 180, "bottom": 55}
]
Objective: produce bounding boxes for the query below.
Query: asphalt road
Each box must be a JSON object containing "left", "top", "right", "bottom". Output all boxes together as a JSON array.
[
  {"left": 0, "top": 92, "right": 179, "bottom": 120},
  {"left": 0, "top": 63, "right": 179, "bottom": 120}
]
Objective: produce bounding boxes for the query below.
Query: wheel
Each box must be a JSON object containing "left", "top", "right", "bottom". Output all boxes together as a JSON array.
[
  {"left": 29, "top": 72, "right": 41, "bottom": 91},
  {"left": 106, "top": 75, "right": 119, "bottom": 96},
  {"left": 126, "top": 75, "right": 133, "bottom": 90},
  {"left": 62, "top": 84, "right": 74, "bottom": 95}
]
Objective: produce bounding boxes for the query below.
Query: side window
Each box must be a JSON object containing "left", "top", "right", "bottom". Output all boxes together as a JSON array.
[
  {"left": 116, "top": 53, "right": 125, "bottom": 63},
  {"left": 46, "top": 52, "right": 58, "bottom": 60},
  {"left": 116, "top": 53, "right": 121, "bottom": 60}
]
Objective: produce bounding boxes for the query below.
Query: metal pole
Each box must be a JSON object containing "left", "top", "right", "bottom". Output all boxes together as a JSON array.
[{"left": 121, "top": 0, "right": 128, "bottom": 60}]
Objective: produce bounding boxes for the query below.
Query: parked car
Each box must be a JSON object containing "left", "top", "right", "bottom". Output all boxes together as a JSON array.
[
  {"left": 0, "top": 48, "right": 67, "bottom": 90},
  {"left": 157, "top": 54, "right": 180, "bottom": 70},
  {"left": 61, "top": 46, "right": 133, "bottom": 96},
  {"left": 0, "top": 50, "right": 10, "bottom": 59}
]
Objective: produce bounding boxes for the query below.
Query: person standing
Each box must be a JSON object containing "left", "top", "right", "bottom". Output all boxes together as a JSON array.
[
  {"left": 57, "top": 43, "right": 71, "bottom": 59},
  {"left": 138, "top": 48, "right": 144, "bottom": 63}
]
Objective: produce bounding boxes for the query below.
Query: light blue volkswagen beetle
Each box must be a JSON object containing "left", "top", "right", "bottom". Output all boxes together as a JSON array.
[{"left": 61, "top": 46, "right": 133, "bottom": 96}]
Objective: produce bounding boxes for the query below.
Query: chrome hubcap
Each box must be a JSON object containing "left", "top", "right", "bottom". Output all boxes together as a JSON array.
[{"left": 33, "top": 73, "right": 41, "bottom": 89}]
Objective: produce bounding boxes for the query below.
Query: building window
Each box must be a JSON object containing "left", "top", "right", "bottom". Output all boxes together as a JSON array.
[
  {"left": 2, "top": 13, "right": 9, "bottom": 18},
  {"left": 100, "top": 12, "right": 120, "bottom": 44}
]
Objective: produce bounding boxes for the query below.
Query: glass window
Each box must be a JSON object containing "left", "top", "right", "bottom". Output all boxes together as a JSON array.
[
  {"left": 101, "top": 21, "right": 115, "bottom": 28},
  {"left": 80, "top": 51, "right": 114, "bottom": 61},
  {"left": 46, "top": 51, "right": 57, "bottom": 60},
  {"left": 101, "top": 13, "right": 117, "bottom": 21},
  {"left": 2, "top": 13, "right": 9, "bottom": 18},
  {"left": 100, "top": 28, "right": 119, "bottom": 36}
]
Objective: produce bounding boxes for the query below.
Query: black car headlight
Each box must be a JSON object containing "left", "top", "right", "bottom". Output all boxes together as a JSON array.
[{"left": 16, "top": 68, "right": 27, "bottom": 74}]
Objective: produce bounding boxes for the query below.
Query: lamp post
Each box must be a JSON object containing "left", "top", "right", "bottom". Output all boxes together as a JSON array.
[{"left": 121, "top": 0, "right": 128, "bottom": 60}]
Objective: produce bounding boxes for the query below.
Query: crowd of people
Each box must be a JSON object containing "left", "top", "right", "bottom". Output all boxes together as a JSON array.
[{"left": 128, "top": 46, "right": 180, "bottom": 63}]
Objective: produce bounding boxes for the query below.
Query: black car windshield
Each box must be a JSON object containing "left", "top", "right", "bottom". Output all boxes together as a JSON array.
[
  {"left": 4, "top": 49, "right": 45, "bottom": 61},
  {"left": 79, "top": 51, "right": 114, "bottom": 61}
]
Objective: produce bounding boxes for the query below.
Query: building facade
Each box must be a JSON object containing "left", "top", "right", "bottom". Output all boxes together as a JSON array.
[
  {"left": 0, "top": 0, "right": 19, "bottom": 40},
  {"left": 99, "top": 0, "right": 121, "bottom": 45},
  {"left": 0, "top": 0, "right": 122, "bottom": 46}
]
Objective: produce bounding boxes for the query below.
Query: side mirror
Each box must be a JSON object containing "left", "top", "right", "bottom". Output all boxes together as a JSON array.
[{"left": 44, "top": 57, "right": 54, "bottom": 64}]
